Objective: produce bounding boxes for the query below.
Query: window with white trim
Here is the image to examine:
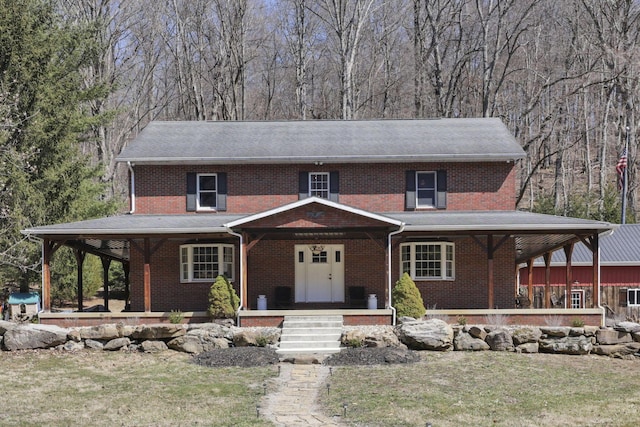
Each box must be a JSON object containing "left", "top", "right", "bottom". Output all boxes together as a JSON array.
[
  {"left": 180, "top": 244, "right": 234, "bottom": 282},
  {"left": 416, "top": 171, "right": 437, "bottom": 208},
  {"left": 628, "top": 289, "right": 640, "bottom": 306},
  {"left": 401, "top": 242, "right": 454, "bottom": 280},
  {"left": 570, "top": 290, "right": 585, "bottom": 308},
  {"left": 197, "top": 173, "right": 217, "bottom": 210},
  {"left": 309, "top": 172, "right": 329, "bottom": 198}
]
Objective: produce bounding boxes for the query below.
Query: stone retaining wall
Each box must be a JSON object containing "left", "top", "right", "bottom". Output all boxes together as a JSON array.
[{"left": 2, "top": 318, "right": 640, "bottom": 359}]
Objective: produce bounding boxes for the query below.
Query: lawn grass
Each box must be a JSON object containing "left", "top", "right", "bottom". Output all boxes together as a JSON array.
[
  {"left": 321, "top": 351, "right": 640, "bottom": 427},
  {"left": 0, "top": 350, "right": 277, "bottom": 426}
]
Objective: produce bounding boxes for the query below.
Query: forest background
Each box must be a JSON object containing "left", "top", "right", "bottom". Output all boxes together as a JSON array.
[{"left": 0, "top": 0, "right": 639, "bottom": 301}]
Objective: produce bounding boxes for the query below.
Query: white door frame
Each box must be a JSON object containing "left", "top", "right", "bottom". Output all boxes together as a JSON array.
[{"left": 294, "top": 244, "right": 345, "bottom": 303}]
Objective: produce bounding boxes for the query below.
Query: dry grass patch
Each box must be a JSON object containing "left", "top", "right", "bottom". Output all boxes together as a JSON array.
[
  {"left": 0, "top": 350, "right": 277, "bottom": 426},
  {"left": 321, "top": 351, "right": 640, "bottom": 427}
]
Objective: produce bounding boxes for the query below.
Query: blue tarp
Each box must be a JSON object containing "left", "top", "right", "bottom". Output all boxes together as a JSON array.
[{"left": 8, "top": 292, "right": 40, "bottom": 305}]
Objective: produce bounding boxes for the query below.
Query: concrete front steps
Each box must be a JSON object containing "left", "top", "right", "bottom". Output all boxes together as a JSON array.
[{"left": 276, "top": 315, "right": 343, "bottom": 355}]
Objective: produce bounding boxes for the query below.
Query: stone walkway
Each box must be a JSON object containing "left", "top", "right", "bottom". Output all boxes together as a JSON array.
[{"left": 260, "top": 362, "right": 343, "bottom": 426}]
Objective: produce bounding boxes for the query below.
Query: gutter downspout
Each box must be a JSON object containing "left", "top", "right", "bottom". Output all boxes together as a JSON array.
[
  {"left": 127, "top": 161, "right": 136, "bottom": 214},
  {"left": 225, "top": 227, "right": 244, "bottom": 323},
  {"left": 387, "top": 223, "right": 405, "bottom": 326}
]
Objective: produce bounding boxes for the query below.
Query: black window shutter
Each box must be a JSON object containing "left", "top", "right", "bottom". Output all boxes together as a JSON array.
[
  {"left": 436, "top": 170, "right": 447, "bottom": 209},
  {"left": 217, "top": 172, "right": 227, "bottom": 211},
  {"left": 329, "top": 171, "right": 339, "bottom": 202},
  {"left": 186, "top": 172, "right": 197, "bottom": 212},
  {"left": 405, "top": 170, "right": 416, "bottom": 210},
  {"left": 299, "top": 171, "right": 309, "bottom": 200}
]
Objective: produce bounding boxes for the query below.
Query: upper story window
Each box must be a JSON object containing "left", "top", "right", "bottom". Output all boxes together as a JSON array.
[
  {"left": 401, "top": 242, "right": 454, "bottom": 280},
  {"left": 186, "top": 172, "right": 227, "bottom": 212},
  {"left": 406, "top": 170, "right": 447, "bottom": 210},
  {"left": 299, "top": 171, "right": 339, "bottom": 202},
  {"left": 197, "top": 174, "right": 217, "bottom": 210},
  {"left": 180, "top": 244, "right": 234, "bottom": 283},
  {"left": 309, "top": 172, "right": 329, "bottom": 198},
  {"left": 416, "top": 172, "right": 436, "bottom": 208}
]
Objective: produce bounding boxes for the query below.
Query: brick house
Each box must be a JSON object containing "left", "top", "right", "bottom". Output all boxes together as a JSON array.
[{"left": 24, "top": 119, "right": 615, "bottom": 326}]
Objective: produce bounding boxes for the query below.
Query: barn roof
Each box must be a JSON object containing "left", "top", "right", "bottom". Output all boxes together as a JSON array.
[{"left": 117, "top": 118, "right": 525, "bottom": 164}]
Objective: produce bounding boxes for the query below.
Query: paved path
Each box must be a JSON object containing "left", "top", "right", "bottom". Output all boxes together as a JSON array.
[{"left": 261, "top": 363, "right": 343, "bottom": 426}]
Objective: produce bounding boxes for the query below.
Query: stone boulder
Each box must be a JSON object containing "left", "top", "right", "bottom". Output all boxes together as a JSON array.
[
  {"left": 168, "top": 329, "right": 229, "bottom": 354},
  {"left": 396, "top": 319, "right": 453, "bottom": 351},
  {"left": 232, "top": 328, "right": 280, "bottom": 347},
  {"left": 141, "top": 340, "right": 169, "bottom": 353},
  {"left": 596, "top": 329, "right": 632, "bottom": 345},
  {"left": 454, "top": 332, "right": 490, "bottom": 351},
  {"left": 84, "top": 339, "right": 104, "bottom": 350},
  {"left": 539, "top": 336, "right": 592, "bottom": 355},
  {"left": 68, "top": 324, "right": 121, "bottom": 341},
  {"left": 512, "top": 327, "right": 542, "bottom": 346},
  {"left": 466, "top": 326, "right": 487, "bottom": 340},
  {"left": 61, "top": 340, "right": 85, "bottom": 352},
  {"left": 103, "top": 337, "right": 131, "bottom": 351},
  {"left": 131, "top": 324, "right": 187, "bottom": 340},
  {"left": 540, "top": 327, "right": 570, "bottom": 338},
  {"left": 614, "top": 321, "right": 640, "bottom": 334},
  {"left": 485, "top": 329, "right": 514, "bottom": 351},
  {"left": 592, "top": 342, "right": 640, "bottom": 358},
  {"left": 0, "top": 320, "right": 18, "bottom": 335},
  {"left": 3, "top": 324, "right": 69, "bottom": 351},
  {"left": 364, "top": 327, "right": 404, "bottom": 348}
]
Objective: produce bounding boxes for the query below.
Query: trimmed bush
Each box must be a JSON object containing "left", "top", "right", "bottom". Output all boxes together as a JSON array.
[
  {"left": 208, "top": 276, "right": 240, "bottom": 319},
  {"left": 392, "top": 273, "right": 426, "bottom": 319}
]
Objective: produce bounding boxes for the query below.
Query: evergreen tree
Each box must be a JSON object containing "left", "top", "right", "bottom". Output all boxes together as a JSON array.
[
  {"left": 208, "top": 275, "right": 240, "bottom": 319},
  {"left": 392, "top": 273, "right": 426, "bottom": 319},
  {"left": 0, "top": 0, "right": 117, "bottom": 290}
]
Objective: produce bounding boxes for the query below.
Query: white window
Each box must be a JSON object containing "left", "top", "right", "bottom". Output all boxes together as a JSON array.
[
  {"left": 401, "top": 242, "right": 454, "bottom": 280},
  {"left": 570, "top": 290, "right": 585, "bottom": 308},
  {"left": 416, "top": 171, "right": 437, "bottom": 208},
  {"left": 309, "top": 172, "right": 329, "bottom": 198},
  {"left": 180, "top": 244, "right": 234, "bottom": 283},
  {"left": 197, "top": 174, "right": 217, "bottom": 210},
  {"left": 628, "top": 289, "right": 640, "bottom": 306}
]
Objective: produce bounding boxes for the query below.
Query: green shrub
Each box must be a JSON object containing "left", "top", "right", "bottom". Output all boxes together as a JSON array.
[
  {"left": 392, "top": 273, "right": 426, "bottom": 319},
  {"left": 571, "top": 317, "right": 585, "bottom": 327},
  {"left": 208, "top": 276, "right": 240, "bottom": 319},
  {"left": 168, "top": 310, "right": 184, "bottom": 324},
  {"left": 457, "top": 316, "right": 467, "bottom": 325}
]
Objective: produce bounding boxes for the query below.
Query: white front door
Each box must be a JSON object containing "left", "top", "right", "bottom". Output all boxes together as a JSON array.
[{"left": 294, "top": 244, "right": 345, "bottom": 303}]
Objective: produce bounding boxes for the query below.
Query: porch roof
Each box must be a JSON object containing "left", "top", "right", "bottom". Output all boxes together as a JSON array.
[
  {"left": 22, "top": 210, "right": 615, "bottom": 264},
  {"left": 116, "top": 118, "right": 525, "bottom": 165}
]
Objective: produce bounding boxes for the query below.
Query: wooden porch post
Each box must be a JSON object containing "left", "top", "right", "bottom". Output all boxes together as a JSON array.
[
  {"left": 526, "top": 259, "right": 534, "bottom": 306},
  {"left": 487, "top": 234, "right": 494, "bottom": 308},
  {"left": 123, "top": 262, "right": 130, "bottom": 311},
  {"left": 42, "top": 240, "right": 53, "bottom": 312},
  {"left": 143, "top": 238, "right": 151, "bottom": 312},
  {"left": 543, "top": 252, "right": 552, "bottom": 308},
  {"left": 241, "top": 232, "right": 249, "bottom": 310},
  {"left": 564, "top": 243, "right": 574, "bottom": 309},
  {"left": 101, "top": 257, "right": 112, "bottom": 311},
  {"left": 591, "top": 234, "right": 600, "bottom": 308},
  {"left": 74, "top": 249, "right": 86, "bottom": 312}
]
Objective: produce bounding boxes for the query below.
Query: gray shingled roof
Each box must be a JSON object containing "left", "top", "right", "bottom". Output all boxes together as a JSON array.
[
  {"left": 535, "top": 224, "right": 640, "bottom": 266},
  {"left": 117, "top": 118, "right": 525, "bottom": 164}
]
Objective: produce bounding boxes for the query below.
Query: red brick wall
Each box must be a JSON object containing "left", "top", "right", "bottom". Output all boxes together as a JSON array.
[
  {"left": 133, "top": 162, "right": 517, "bottom": 214},
  {"left": 391, "top": 236, "right": 516, "bottom": 309},
  {"left": 127, "top": 236, "right": 515, "bottom": 312}
]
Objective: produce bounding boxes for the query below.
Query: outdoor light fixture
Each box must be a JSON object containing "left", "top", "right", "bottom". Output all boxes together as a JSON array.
[{"left": 309, "top": 244, "right": 325, "bottom": 255}]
